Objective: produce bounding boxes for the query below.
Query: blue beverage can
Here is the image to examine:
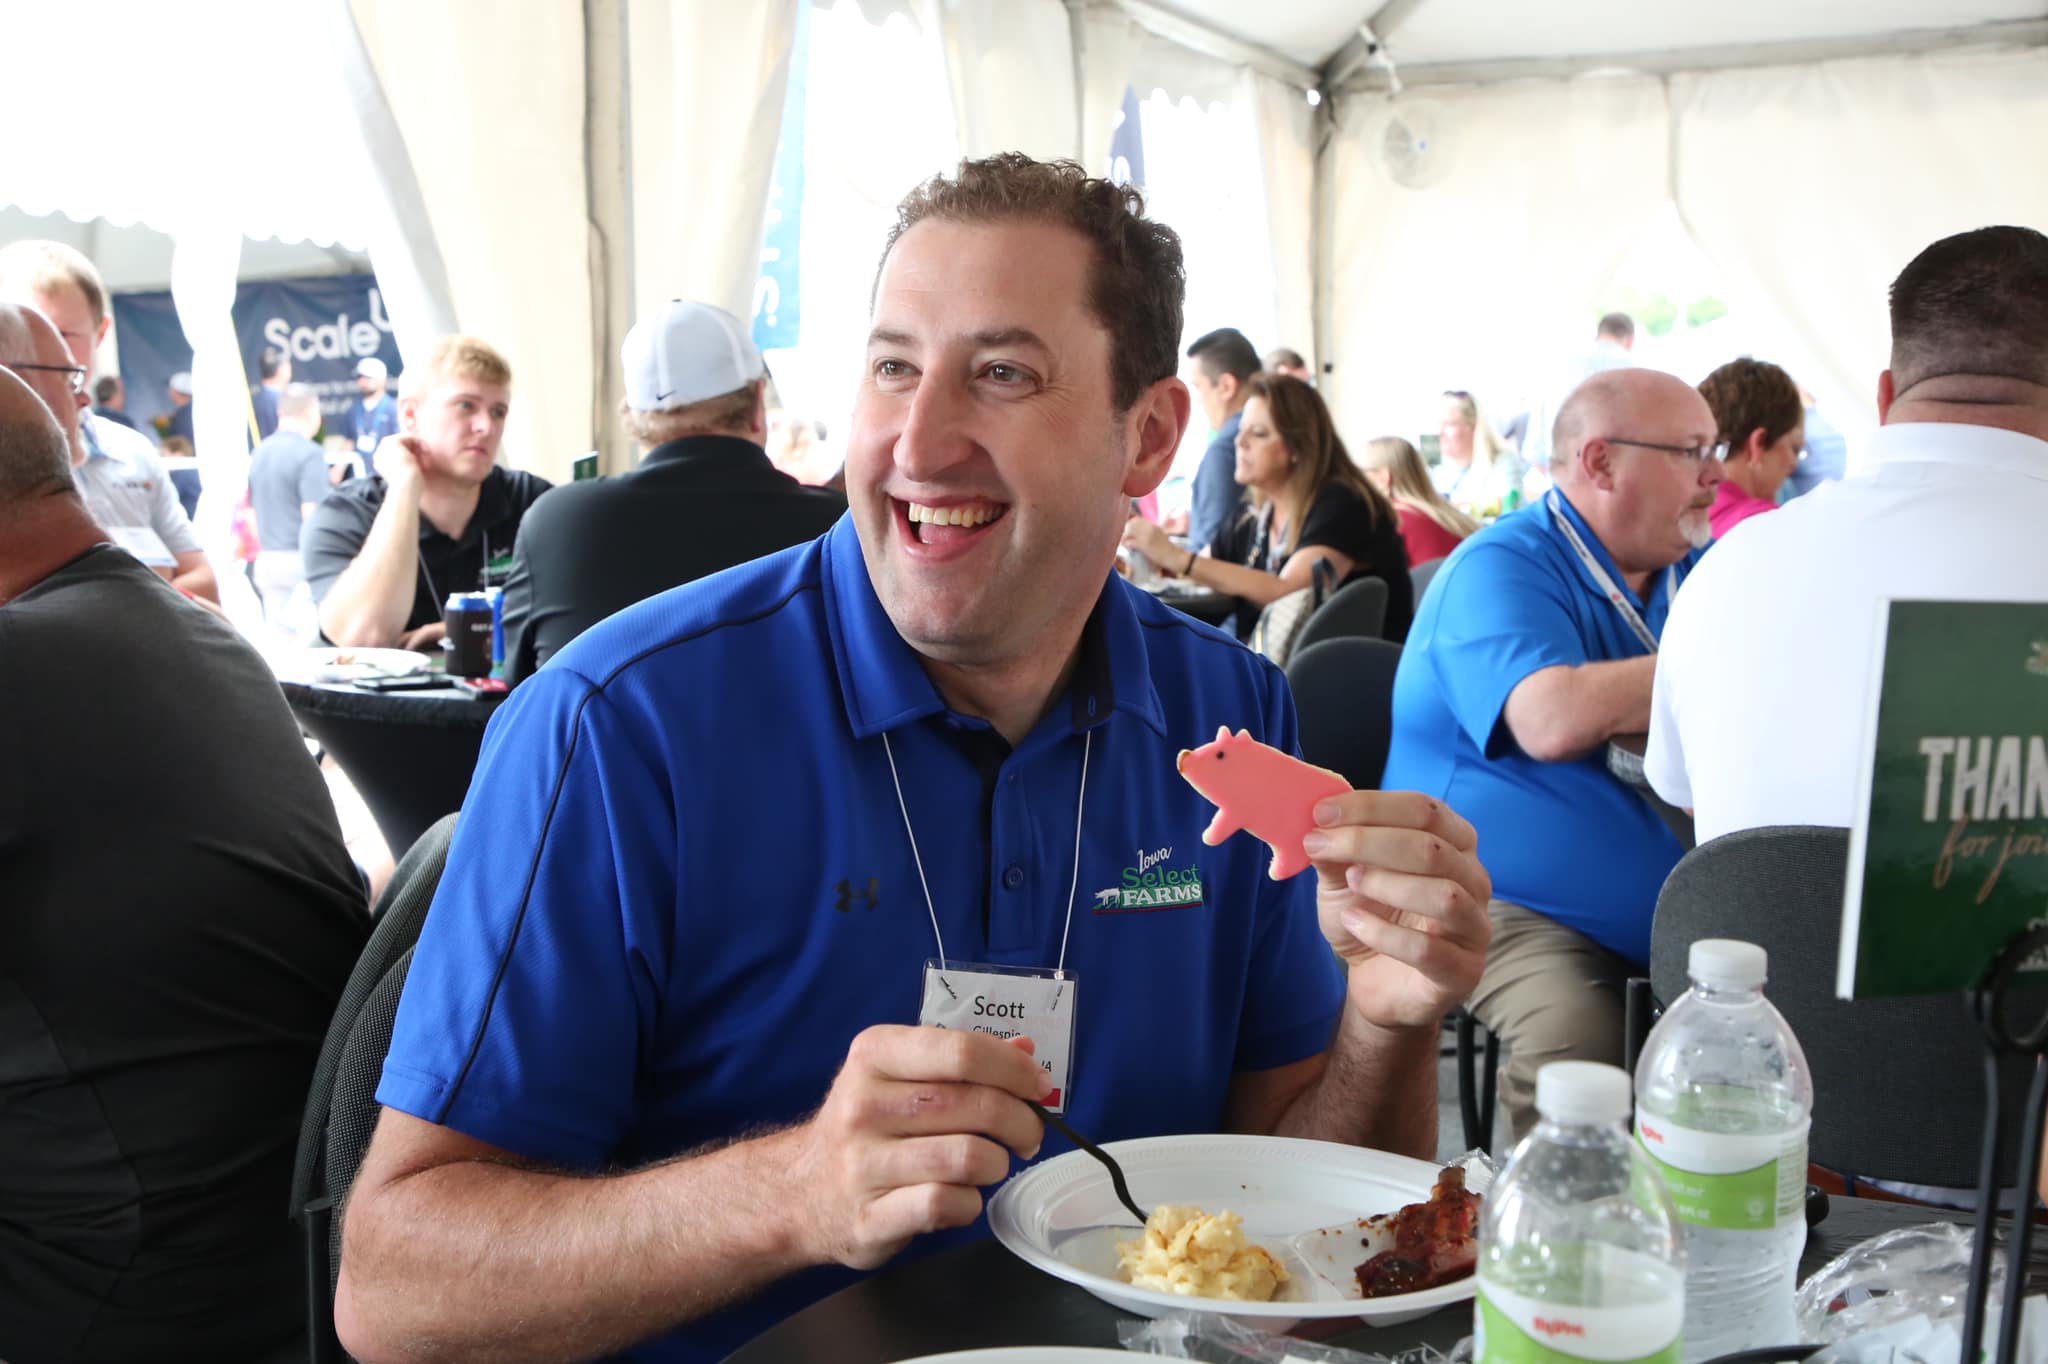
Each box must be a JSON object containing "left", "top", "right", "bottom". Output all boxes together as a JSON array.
[{"left": 484, "top": 586, "right": 506, "bottom": 679}]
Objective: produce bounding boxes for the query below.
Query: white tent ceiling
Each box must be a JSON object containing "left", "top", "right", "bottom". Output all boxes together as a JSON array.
[
  {"left": 1146, "top": 0, "right": 2045, "bottom": 76},
  {"left": 4, "top": 0, "right": 2042, "bottom": 494}
]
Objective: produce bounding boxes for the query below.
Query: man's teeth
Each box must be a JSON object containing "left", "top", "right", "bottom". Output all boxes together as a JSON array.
[{"left": 907, "top": 502, "right": 999, "bottom": 528}]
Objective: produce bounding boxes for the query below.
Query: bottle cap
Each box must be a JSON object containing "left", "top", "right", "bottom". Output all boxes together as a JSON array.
[
  {"left": 1689, "top": 938, "right": 1767, "bottom": 990},
  {"left": 1534, "top": 1061, "right": 1631, "bottom": 1125}
]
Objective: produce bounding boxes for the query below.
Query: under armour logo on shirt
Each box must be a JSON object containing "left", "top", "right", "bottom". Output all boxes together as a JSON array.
[{"left": 834, "top": 877, "right": 880, "bottom": 913}]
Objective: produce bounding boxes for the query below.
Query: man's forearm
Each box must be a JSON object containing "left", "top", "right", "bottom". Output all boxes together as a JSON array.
[
  {"left": 1504, "top": 656, "right": 1656, "bottom": 763},
  {"left": 337, "top": 1130, "right": 809, "bottom": 1364},
  {"left": 1272, "top": 1007, "right": 1439, "bottom": 1159},
  {"left": 170, "top": 553, "right": 219, "bottom": 603},
  {"left": 320, "top": 495, "right": 423, "bottom": 646}
]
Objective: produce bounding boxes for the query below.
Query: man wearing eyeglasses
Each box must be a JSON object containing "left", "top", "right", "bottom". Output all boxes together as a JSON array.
[
  {"left": 0, "top": 304, "right": 84, "bottom": 458},
  {"left": 1382, "top": 365, "right": 1723, "bottom": 1141},
  {"left": 0, "top": 240, "right": 217, "bottom": 603}
]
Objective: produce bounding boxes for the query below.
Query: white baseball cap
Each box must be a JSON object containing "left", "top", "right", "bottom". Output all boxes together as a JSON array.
[
  {"left": 167, "top": 371, "right": 192, "bottom": 395},
  {"left": 622, "top": 300, "right": 764, "bottom": 412},
  {"left": 354, "top": 356, "right": 388, "bottom": 381}
]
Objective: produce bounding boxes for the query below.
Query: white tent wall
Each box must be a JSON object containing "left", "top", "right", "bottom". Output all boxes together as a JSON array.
[
  {"left": 929, "top": 0, "right": 1078, "bottom": 160},
  {"left": 758, "top": 2, "right": 959, "bottom": 457},
  {"left": 1247, "top": 70, "right": 1318, "bottom": 373},
  {"left": 1077, "top": 6, "right": 1143, "bottom": 175},
  {"left": 1317, "top": 76, "right": 1671, "bottom": 450},
  {"left": 1139, "top": 86, "right": 1281, "bottom": 484},
  {"left": 0, "top": 4, "right": 366, "bottom": 417},
  {"left": 629, "top": 0, "right": 800, "bottom": 325},
  {"left": 328, "top": 2, "right": 461, "bottom": 382},
  {"left": 349, "top": 0, "right": 594, "bottom": 486},
  {"left": 1672, "top": 44, "right": 2048, "bottom": 441}
]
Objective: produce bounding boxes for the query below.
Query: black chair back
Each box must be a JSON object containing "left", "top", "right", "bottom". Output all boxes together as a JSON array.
[
  {"left": 1649, "top": 826, "right": 2045, "bottom": 1190},
  {"left": 1409, "top": 555, "right": 1447, "bottom": 601},
  {"left": 1285, "top": 637, "right": 1403, "bottom": 790},
  {"left": 290, "top": 813, "right": 457, "bottom": 1362},
  {"left": 1294, "top": 577, "right": 1390, "bottom": 653}
]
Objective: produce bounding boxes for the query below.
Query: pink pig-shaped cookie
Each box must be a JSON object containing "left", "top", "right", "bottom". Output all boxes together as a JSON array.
[{"left": 1176, "top": 725, "right": 1351, "bottom": 880}]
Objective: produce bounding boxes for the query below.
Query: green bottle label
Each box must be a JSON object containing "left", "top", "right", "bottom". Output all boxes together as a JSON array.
[
  {"left": 1635, "top": 1106, "right": 1808, "bottom": 1231},
  {"left": 1475, "top": 1279, "right": 1682, "bottom": 1364}
]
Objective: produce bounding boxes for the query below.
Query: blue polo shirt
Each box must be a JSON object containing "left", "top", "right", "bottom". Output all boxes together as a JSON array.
[
  {"left": 1379, "top": 493, "right": 1701, "bottom": 965},
  {"left": 377, "top": 514, "right": 1345, "bottom": 1364}
]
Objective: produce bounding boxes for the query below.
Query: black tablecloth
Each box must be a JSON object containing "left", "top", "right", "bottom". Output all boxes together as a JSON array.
[
  {"left": 1145, "top": 585, "right": 1236, "bottom": 628},
  {"left": 726, "top": 1196, "right": 1945, "bottom": 1363},
  {"left": 282, "top": 678, "right": 502, "bottom": 859}
]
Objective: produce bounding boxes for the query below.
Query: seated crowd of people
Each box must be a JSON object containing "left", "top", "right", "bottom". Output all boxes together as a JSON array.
[{"left": 2, "top": 149, "right": 2045, "bottom": 1364}]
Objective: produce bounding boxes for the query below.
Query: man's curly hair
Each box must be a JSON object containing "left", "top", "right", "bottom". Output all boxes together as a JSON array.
[{"left": 876, "top": 153, "right": 1187, "bottom": 413}]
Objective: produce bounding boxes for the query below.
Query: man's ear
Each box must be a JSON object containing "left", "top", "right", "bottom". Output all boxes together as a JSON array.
[
  {"left": 1876, "top": 369, "right": 1895, "bottom": 422},
  {"left": 1214, "top": 371, "right": 1240, "bottom": 408},
  {"left": 398, "top": 393, "right": 420, "bottom": 433},
  {"left": 1122, "top": 376, "right": 1192, "bottom": 498},
  {"left": 1580, "top": 437, "right": 1620, "bottom": 492}
]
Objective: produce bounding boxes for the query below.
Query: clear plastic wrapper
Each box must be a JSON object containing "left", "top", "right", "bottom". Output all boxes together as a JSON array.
[
  {"left": 1794, "top": 1223, "right": 2003, "bottom": 1345},
  {"left": 1117, "top": 1311, "right": 1470, "bottom": 1364}
]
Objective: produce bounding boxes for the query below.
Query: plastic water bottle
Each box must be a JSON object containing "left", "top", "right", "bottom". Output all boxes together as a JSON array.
[
  {"left": 1634, "top": 939, "right": 1813, "bottom": 1362},
  {"left": 1477, "top": 1061, "right": 1685, "bottom": 1364}
]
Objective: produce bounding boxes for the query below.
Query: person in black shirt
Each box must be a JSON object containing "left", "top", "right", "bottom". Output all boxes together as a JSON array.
[
  {"left": 301, "top": 333, "right": 551, "bottom": 650},
  {"left": 1125, "top": 370, "right": 1412, "bottom": 641},
  {"left": 501, "top": 300, "right": 844, "bottom": 682},
  {"left": 0, "top": 365, "right": 369, "bottom": 1359},
  {"left": 250, "top": 344, "right": 291, "bottom": 442}
]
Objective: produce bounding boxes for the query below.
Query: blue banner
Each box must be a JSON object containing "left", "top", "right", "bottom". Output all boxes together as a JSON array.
[
  {"left": 110, "top": 273, "right": 402, "bottom": 440},
  {"left": 1110, "top": 83, "right": 1146, "bottom": 188},
  {"left": 753, "top": 0, "right": 807, "bottom": 351}
]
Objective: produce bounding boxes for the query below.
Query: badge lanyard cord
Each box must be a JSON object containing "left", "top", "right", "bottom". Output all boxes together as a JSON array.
[
  {"left": 417, "top": 528, "right": 492, "bottom": 607},
  {"left": 882, "top": 728, "right": 1092, "bottom": 987},
  {"left": 1545, "top": 489, "right": 1667, "bottom": 653}
]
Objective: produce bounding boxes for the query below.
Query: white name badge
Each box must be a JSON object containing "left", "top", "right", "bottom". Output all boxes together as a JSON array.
[
  {"left": 919, "top": 959, "right": 1078, "bottom": 1114},
  {"left": 105, "top": 525, "right": 176, "bottom": 568}
]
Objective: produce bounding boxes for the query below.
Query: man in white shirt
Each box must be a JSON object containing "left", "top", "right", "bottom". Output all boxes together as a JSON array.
[
  {"left": 0, "top": 239, "right": 217, "bottom": 602},
  {"left": 1647, "top": 226, "right": 2048, "bottom": 843},
  {"left": 1521, "top": 313, "right": 1637, "bottom": 479}
]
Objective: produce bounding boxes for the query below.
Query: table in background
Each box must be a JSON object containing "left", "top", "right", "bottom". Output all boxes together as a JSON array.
[
  {"left": 1609, "top": 732, "right": 1696, "bottom": 850},
  {"left": 727, "top": 1196, "right": 1942, "bottom": 1363},
  {"left": 1143, "top": 582, "right": 1236, "bottom": 630},
  {"left": 279, "top": 672, "right": 502, "bottom": 860}
]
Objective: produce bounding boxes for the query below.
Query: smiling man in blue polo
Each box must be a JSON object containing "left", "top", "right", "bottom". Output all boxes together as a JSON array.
[{"left": 336, "top": 155, "right": 1493, "bottom": 1364}]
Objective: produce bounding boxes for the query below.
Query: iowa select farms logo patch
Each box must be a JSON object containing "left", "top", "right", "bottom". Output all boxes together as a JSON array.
[{"left": 1092, "top": 845, "right": 1205, "bottom": 913}]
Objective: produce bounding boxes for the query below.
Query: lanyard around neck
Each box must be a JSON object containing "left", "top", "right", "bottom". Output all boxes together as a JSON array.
[
  {"left": 881, "top": 727, "right": 1092, "bottom": 976},
  {"left": 1545, "top": 490, "right": 1667, "bottom": 653}
]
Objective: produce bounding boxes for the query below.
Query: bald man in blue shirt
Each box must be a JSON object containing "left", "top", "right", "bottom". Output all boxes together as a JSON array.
[{"left": 1383, "top": 367, "right": 1723, "bottom": 1142}]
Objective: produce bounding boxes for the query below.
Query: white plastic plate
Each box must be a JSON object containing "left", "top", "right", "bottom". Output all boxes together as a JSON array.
[{"left": 987, "top": 1134, "right": 1478, "bottom": 1330}]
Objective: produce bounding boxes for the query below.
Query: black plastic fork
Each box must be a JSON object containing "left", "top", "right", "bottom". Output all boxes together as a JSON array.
[{"left": 1025, "top": 1099, "right": 1147, "bottom": 1226}]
